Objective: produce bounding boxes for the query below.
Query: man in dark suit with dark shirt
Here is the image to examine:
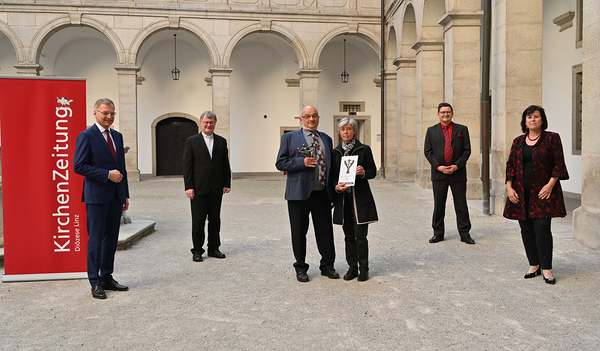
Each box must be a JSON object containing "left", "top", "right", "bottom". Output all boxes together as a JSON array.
[
  {"left": 424, "top": 102, "right": 475, "bottom": 245},
  {"left": 74, "top": 98, "right": 130, "bottom": 300},
  {"left": 182, "top": 111, "right": 231, "bottom": 262},
  {"left": 276, "top": 105, "right": 339, "bottom": 282}
]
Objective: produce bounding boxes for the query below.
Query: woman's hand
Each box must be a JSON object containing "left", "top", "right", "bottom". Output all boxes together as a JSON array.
[
  {"left": 506, "top": 185, "right": 519, "bottom": 204},
  {"left": 538, "top": 182, "right": 555, "bottom": 200},
  {"left": 356, "top": 165, "right": 365, "bottom": 176},
  {"left": 335, "top": 183, "right": 350, "bottom": 193}
]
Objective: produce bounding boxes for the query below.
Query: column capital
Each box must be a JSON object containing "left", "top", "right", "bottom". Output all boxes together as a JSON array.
[
  {"left": 114, "top": 65, "right": 140, "bottom": 74},
  {"left": 209, "top": 67, "right": 233, "bottom": 77},
  {"left": 411, "top": 39, "right": 444, "bottom": 53},
  {"left": 297, "top": 69, "right": 322, "bottom": 78},
  {"left": 383, "top": 71, "right": 397, "bottom": 80},
  {"left": 439, "top": 11, "right": 483, "bottom": 31},
  {"left": 393, "top": 57, "right": 416, "bottom": 69},
  {"left": 14, "top": 64, "right": 42, "bottom": 75}
]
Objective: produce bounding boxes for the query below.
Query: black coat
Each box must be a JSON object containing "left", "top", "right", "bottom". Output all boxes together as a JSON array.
[
  {"left": 424, "top": 122, "right": 471, "bottom": 182},
  {"left": 182, "top": 133, "right": 231, "bottom": 195},
  {"left": 331, "top": 140, "right": 379, "bottom": 225}
]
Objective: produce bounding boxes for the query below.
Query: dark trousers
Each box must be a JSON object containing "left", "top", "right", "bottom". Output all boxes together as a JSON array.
[
  {"left": 518, "top": 218, "right": 553, "bottom": 269},
  {"left": 86, "top": 198, "right": 123, "bottom": 286},
  {"left": 342, "top": 193, "right": 368, "bottom": 270},
  {"left": 432, "top": 179, "right": 471, "bottom": 237},
  {"left": 287, "top": 190, "right": 336, "bottom": 272},
  {"left": 190, "top": 190, "right": 223, "bottom": 254}
]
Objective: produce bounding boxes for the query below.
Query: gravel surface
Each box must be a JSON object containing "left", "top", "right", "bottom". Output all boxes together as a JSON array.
[{"left": 1, "top": 177, "right": 599, "bottom": 350}]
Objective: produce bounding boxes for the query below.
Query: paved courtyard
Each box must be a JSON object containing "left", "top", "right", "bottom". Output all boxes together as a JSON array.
[{"left": 1, "top": 176, "right": 599, "bottom": 350}]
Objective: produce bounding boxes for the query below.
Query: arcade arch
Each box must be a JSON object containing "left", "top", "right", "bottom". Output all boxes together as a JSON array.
[
  {"left": 229, "top": 32, "right": 299, "bottom": 173},
  {"left": 136, "top": 29, "right": 212, "bottom": 174}
]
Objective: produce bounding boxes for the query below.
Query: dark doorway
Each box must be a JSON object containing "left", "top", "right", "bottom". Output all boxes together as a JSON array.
[{"left": 156, "top": 117, "right": 198, "bottom": 175}]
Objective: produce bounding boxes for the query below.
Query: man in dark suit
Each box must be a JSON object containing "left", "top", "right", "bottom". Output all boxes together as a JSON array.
[
  {"left": 74, "top": 98, "right": 130, "bottom": 300},
  {"left": 182, "top": 111, "right": 231, "bottom": 262},
  {"left": 275, "top": 105, "right": 339, "bottom": 282},
  {"left": 424, "top": 102, "right": 475, "bottom": 245}
]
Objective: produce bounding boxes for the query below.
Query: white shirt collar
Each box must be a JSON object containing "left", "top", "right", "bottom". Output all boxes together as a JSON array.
[
  {"left": 95, "top": 122, "right": 110, "bottom": 134},
  {"left": 201, "top": 132, "right": 214, "bottom": 138}
]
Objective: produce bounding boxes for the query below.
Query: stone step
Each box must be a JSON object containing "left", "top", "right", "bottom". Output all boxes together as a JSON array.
[
  {"left": 0, "top": 219, "right": 156, "bottom": 263},
  {"left": 117, "top": 219, "right": 157, "bottom": 250}
]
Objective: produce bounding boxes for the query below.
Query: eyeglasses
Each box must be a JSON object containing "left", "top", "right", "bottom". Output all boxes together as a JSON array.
[
  {"left": 302, "top": 113, "right": 319, "bottom": 119},
  {"left": 95, "top": 110, "right": 116, "bottom": 117}
]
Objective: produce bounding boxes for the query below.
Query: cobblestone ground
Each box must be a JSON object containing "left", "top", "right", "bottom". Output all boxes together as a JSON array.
[{"left": 1, "top": 177, "right": 599, "bottom": 350}]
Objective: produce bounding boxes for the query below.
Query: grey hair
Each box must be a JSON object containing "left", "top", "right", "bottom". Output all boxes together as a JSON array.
[
  {"left": 94, "top": 98, "right": 115, "bottom": 109},
  {"left": 337, "top": 117, "right": 358, "bottom": 131},
  {"left": 200, "top": 110, "right": 217, "bottom": 121}
]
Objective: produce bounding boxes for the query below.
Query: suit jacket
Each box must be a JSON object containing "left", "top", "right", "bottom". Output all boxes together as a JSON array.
[
  {"left": 74, "top": 125, "right": 129, "bottom": 205},
  {"left": 182, "top": 133, "right": 231, "bottom": 195},
  {"left": 503, "top": 131, "right": 569, "bottom": 220},
  {"left": 275, "top": 129, "right": 334, "bottom": 201},
  {"left": 424, "top": 122, "right": 471, "bottom": 182}
]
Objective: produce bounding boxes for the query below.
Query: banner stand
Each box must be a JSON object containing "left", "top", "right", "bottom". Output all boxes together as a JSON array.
[
  {"left": 0, "top": 76, "right": 88, "bottom": 282},
  {"left": 2, "top": 272, "right": 87, "bottom": 283}
]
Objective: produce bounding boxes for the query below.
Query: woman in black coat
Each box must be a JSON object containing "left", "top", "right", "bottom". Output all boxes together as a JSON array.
[{"left": 331, "top": 117, "right": 378, "bottom": 282}]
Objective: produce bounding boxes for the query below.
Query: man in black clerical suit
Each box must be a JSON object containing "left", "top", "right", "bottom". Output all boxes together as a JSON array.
[
  {"left": 182, "top": 111, "right": 231, "bottom": 262},
  {"left": 424, "top": 102, "right": 475, "bottom": 245}
]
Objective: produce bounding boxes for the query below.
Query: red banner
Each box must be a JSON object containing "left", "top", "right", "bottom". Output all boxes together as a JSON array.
[{"left": 1, "top": 77, "right": 88, "bottom": 281}]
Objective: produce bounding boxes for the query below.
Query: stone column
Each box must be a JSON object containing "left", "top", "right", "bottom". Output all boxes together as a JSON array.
[
  {"left": 395, "top": 57, "right": 417, "bottom": 180},
  {"left": 490, "top": 0, "right": 543, "bottom": 214},
  {"left": 383, "top": 70, "right": 398, "bottom": 179},
  {"left": 573, "top": 0, "right": 600, "bottom": 248},
  {"left": 209, "top": 68, "right": 233, "bottom": 142},
  {"left": 14, "top": 64, "right": 41, "bottom": 76},
  {"left": 440, "top": 11, "right": 483, "bottom": 199},
  {"left": 297, "top": 69, "right": 321, "bottom": 110},
  {"left": 114, "top": 65, "right": 140, "bottom": 181},
  {"left": 413, "top": 40, "right": 444, "bottom": 188}
]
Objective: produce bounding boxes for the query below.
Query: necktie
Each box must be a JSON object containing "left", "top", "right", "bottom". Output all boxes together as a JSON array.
[
  {"left": 104, "top": 130, "right": 117, "bottom": 160},
  {"left": 310, "top": 132, "right": 326, "bottom": 187},
  {"left": 442, "top": 125, "right": 453, "bottom": 164}
]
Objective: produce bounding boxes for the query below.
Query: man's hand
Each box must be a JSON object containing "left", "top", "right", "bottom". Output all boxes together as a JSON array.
[
  {"left": 356, "top": 165, "right": 365, "bottom": 176},
  {"left": 185, "top": 189, "right": 195, "bottom": 200},
  {"left": 123, "top": 198, "right": 129, "bottom": 211},
  {"left": 304, "top": 157, "right": 317, "bottom": 168},
  {"left": 223, "top": 187, "right": 231, "bottom": 194},
  {"left": 436, "top": 165, "right": 458, "bottom": 175},
  {"left": 108, "top": 169, "right": 123, "bottom": 183}
]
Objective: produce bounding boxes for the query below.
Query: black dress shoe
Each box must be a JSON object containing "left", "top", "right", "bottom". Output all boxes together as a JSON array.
[
  {"left": 208, "top": 249, "right": 226, "bottom": 259},
  {"left": 543, "top": 274, "right": 556, "bottom": 285},
  {"left": 343, "top": 268, "right": 358, "bottom": 281},
  {"left": 357, "top": 268, "right": 369, "bottom": 282},
  {"left": 429, "top": 235, "right": 444, "bottom": 243},
  {"left": 321, "top": 268, "right": 340, "bottom": 279},
  {"left": 296, "top": 271, "right": 309, "bottom": 282},
  {"left": 460, "top": 233, "right": 476, "bottom": 244},
  {"left": 102, "top": 278, "right": 129, "bottom": 291},
  {"left": 91, "top": 285, "right": 107, "bottom": 299},
  {"left": 524, "top": 268, "right": 541, "bottom": 279},
  {"left": 192, "top": 252, "right": 203, "bottom": 262}
]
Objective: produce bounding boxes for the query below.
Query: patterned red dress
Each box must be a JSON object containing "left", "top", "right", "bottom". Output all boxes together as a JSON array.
[{"left": 503, "top": 131, "right": 569, "bottom": 220}]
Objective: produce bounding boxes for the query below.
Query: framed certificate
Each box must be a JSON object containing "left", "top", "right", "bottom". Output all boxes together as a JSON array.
[{"left": 338, "top": 155, "right": 359, "bottom": 185}]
